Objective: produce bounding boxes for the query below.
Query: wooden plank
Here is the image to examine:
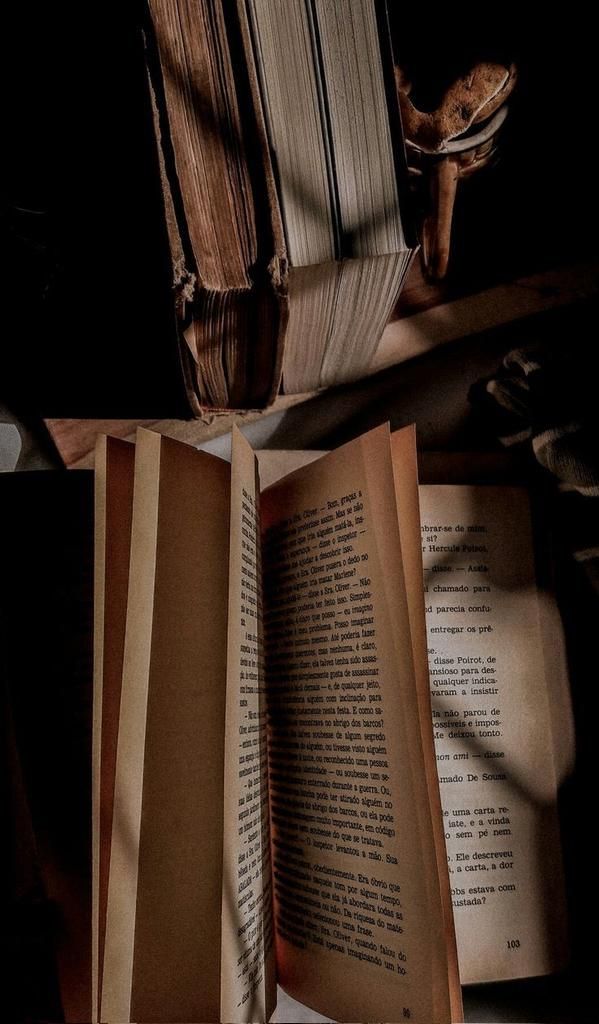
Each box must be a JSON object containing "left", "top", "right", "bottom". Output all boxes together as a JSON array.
[{"left": 375, "top": 260, "right": 599, "bottom": 373}]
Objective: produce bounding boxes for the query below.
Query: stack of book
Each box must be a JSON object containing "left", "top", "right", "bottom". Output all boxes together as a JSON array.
[{"left": 145, "top": 0, "right": 415, "bottom": 410}]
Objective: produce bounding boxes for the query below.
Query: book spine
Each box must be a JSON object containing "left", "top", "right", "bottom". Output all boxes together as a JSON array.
[{"left": 143, "top": 1, "right": 288, "bottom": 410}]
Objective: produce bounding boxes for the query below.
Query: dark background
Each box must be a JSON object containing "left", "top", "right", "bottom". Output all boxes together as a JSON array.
[{"left": 2, "top": 4, "right": 598, "bottom": 417}]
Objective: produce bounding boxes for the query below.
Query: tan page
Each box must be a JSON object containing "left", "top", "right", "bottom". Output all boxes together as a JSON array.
[
  {"left": 389, "top": 429, "right": 463, "bottom": 1024},
  {"left": 260, "top": 425, "right": 453, "bottom": 1024},
  {"left": 221, "top": 428, "right": 277, "bottom": 1021},
  {"left": 101, "top": 431, "right": 231, "bottom": 1022},
  {"left": 419, "top": 484, "right": 569, "bottom": 984},
  {"left": 92, "top": 436, "right": 135, "bottom": 1021}
]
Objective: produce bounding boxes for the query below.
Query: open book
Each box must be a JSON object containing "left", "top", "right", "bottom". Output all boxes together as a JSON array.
[{"left": 93, "top": 425, "right": 569, "bottom": 1023}]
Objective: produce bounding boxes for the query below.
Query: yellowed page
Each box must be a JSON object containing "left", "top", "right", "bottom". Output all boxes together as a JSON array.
[
  {"left": 261, "top": 425, "right": 453, "bottom": 1024},
  {"left": 260, "top": 440, "right": 462, "bottom": 1021},
  {"left": 257, "top": 450, "right": 325, "bottom": 490},
  {"left": 390, "top": 429, "right": 463, "bottom": 1023},
  {"left": 101, "top": 431, "right": 231, "bottom": 1022},
  {"left": 420, "top": 484, "right": 569, "bottom": 984},
  {"left": 221, "top": 427, "right": 276, "bottom": 1021},
  {"left": 92, "top": 436, "right": 135, "bottom": 1022}
]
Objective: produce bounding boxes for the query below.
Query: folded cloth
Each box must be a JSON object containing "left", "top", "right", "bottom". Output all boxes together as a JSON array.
[{"left": 469, "top": 345, "right": 599, "bottom": 592}]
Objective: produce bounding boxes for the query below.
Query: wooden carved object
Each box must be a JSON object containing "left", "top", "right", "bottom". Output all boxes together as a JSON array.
[{"left": 396, "top": 62, "right": 517, "bottom": 279}]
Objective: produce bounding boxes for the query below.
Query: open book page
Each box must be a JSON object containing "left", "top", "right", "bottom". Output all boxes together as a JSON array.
[
  {"left": 101, "top": 432, "right": 231, "bottom": 1022},
  {"left": 260, "top": 425, "right": 455, "bottom": 1024},
  {"left": 389, "top": 429, "right": 463, "bottom": 1023},
  {"left": 92, "top": 436, "right": 134, "bottom": 1021},
  {"left": 221, "top": 428, "right": 277, "bottom": 1021},
  {"left": 419, "top": 484, "right": 569, "bottom": 984}
]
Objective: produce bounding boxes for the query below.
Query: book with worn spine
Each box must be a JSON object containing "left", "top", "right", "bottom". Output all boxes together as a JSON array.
[{"left": 144, "top": 0, "right": 416, "bottom": 411}]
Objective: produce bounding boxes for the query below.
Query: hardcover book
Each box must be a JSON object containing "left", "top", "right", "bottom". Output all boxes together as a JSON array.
[{"left": 144, "top": 0, "right": 416, "bottom": 409}]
